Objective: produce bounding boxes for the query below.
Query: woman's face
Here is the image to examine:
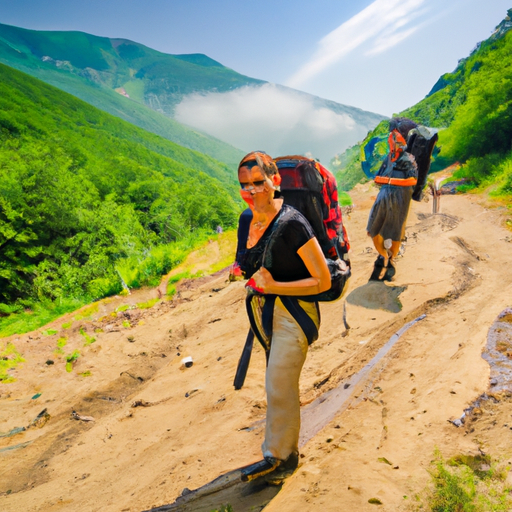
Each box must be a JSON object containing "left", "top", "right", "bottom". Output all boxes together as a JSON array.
[{"left": 238, "top": 164, "right": 275, "bottom": 210}]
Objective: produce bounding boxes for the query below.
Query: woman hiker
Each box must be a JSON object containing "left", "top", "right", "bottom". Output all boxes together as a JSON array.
[
  {"left": 234, "top": 151, "right": 332, "bottom": 481},
  {"left": 367, "top": 118, "right": 418, "bottom": 281}
]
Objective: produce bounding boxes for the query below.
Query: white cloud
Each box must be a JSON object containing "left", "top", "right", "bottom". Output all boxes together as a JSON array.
[
  {"left": 174, "top": 84, "right": 378, "bottom": 164},
  {"left": 366, "top": 26, "right": 418, "bottom": 55},
  {"left": 286, "top": 0, "right": 427, "bottom": 88}
]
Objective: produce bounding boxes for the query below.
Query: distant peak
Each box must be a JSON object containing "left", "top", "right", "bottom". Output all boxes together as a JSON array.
[{"left": 173, "top": 54, "right": 224, "bottom": 68}]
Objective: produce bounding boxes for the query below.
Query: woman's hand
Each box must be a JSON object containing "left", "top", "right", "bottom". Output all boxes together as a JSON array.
[
  {"left": 246, "top": 267, "right": 275, "bottom": 294},
  {"left": 246, "top": 238, "right": 331, "bottom": 297}
]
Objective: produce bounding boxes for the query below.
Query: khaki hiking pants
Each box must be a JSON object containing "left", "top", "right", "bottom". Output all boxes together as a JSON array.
[{"left": 262, "top": 297, "right": 320, "bottom": 461}]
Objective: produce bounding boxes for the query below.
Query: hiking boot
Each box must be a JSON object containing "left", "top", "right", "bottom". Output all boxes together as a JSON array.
[
  {"left": 374, "top": 255, "right": 385, "bottom": 267},
  {"left": 240, "top": 452, "right": 299, "bottom": 483},
  {"left": 369, "top": 255, "right": 386, "bottom": 281},
  {"left": 382, "top": 260, "right": 396, "bottom": 281},
  {"left": 240, "top": 456, "right": 280, "bottom": 482},
  {"left": 264, "top": 452, "right": 299, "bottom": 485}
]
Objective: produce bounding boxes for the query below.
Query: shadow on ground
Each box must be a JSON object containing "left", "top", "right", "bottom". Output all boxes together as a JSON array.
[
  {"left": 143, "top": 468, "right": 283, "bottom": 512},
  {"left": 346, "top": 281, "right": 407, "bottom": 312}
]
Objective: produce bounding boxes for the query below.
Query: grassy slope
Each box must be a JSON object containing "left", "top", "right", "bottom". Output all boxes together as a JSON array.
[
  {"left": 1, "top": 62, "right": 239, "bottom": 186},
  {"left": 0, "top": 63, "right": 244, "bottom": 335}
]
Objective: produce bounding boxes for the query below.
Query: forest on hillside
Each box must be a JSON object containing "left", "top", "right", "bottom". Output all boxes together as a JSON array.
[{"left": 0, "top": 63, "right": 241, "bottom": 333}]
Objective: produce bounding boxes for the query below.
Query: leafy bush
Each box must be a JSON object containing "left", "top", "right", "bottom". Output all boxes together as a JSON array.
[
  {"left": 338, "top": 191, "right": 353, "bottom": 206},
  {"left": 452, "top": 152, "right": 512, "bottom": 198}
]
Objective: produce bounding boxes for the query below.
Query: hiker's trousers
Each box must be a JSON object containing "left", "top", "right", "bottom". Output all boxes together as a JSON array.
[
  {"left": 262, "top": 297, "right": 320, "bottom": 461},
  {"left": 366, "top": 184, "right": 413, "bottom": 242}
]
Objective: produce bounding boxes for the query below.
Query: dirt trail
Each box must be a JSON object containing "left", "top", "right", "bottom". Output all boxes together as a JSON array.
[{"left": 1, "top": 184, "right": 512, "bottom": 512}]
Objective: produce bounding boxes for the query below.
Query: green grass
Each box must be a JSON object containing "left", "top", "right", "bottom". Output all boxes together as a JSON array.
[
  {"left": 166, "top": 271, "right": 203, "bottom": 298},
  {"left": 73, "top": 303, "right": 100, "bottom": 322},
  {"left": 414, "top": 450, "right": 512, "bottom": 511},
  {"left": 56, "top": 337, "right": 67, "bottom": 348},
  {"left": 0, "top": 342, "right": 25, "bottom": 382},
  {"left": 137, "top": 298, "right": 160, "bottom": 309},
  {"left": 79, "top": 327, "right": 96, "bottom": 346},
  {"left": 0, "top": 298, "right": 87, "bottom": 339},
  {"left": 120, "top": 79, "right": 145, "bottom": 103},
  {"left": 65, "top": 350, "right": 80, "bottom": 372}
]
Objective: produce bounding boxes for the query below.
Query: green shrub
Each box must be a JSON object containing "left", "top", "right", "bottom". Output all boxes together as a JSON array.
[
  {"left": 338, "top": 190, "right": 353, "bottom": 206},
  {"left": 415, "top": 450, "right": 512, "bottom": 511},
  {"left": 79, "top": 327, "right": 95, "bottom": 346}
]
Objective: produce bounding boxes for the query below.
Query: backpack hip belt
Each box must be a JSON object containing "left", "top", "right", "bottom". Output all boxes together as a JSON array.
[{"left": 374, "top": 175, "right": 417, "bottom": 187}]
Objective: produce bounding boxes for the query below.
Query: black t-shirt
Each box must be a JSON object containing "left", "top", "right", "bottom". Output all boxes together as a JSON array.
[{"left": 239, "top": 204, "right": 315, "bottom": 282}]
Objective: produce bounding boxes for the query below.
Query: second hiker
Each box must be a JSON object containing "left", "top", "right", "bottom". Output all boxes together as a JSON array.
[{"left": 366, "top": 118, "right": 419, "bottom": 281}]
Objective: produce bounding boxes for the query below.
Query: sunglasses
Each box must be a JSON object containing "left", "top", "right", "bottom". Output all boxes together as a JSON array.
[{"left": 239, "top": 180, "right": 267, "bottom": 192}]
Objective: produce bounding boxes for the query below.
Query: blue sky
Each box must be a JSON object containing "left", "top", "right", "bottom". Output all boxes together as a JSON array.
[{"left": 0, "top": 0, "right": 510, "bottom": 116}]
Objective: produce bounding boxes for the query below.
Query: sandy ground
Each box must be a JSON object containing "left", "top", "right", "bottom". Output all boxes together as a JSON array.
[{"left": 1, "top": 183, "right": 512, "bottom": 512}]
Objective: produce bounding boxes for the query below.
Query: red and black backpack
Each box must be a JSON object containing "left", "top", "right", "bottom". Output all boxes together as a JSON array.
[{"left": 274, "top": 155, "right": 350, "bottom": 261}]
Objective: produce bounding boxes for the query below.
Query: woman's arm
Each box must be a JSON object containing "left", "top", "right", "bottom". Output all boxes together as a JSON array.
[{"left": 248, "top": 237, "right": 331, "bottom": 296}]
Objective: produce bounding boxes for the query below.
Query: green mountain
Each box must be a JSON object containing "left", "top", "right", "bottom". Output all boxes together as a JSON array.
[
  {"left": 0, "top": 22, "right": 249, "bottom": 167},
  {"left": 0, "top": 62, "right": 241, "bottom": 318},
  {"left": 0, "top": 23, "right": 387, "bottom": 167},
  {"left": 331, "top": 9, "right": 512, "bottom": 197}
]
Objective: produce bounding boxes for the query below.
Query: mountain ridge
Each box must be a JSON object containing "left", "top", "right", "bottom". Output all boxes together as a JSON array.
[
  {"left": 0, "top": 22, "right": 386, "bottom": 166},
  {"left": 0, "top": 22, "right": 248, "bottom": 167}
]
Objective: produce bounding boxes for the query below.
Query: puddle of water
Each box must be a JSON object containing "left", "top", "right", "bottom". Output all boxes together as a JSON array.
[
  {"left": 299, "top": 314, "right": 426, "bottom": 446},
  {"left": 0, "top": 440, "right": 32, "bottom": 453},
  {"left": 0, "top": 426, "right": 26, "bottom": 438},
  {"left": 482, "top": 307, "right": 512, "bottom": 393},
  {"left": 451, "top": 308, "right": 512, "bottom": 427},
  {"left": 346, "top": 281, "right": 407, "bottom": 313}
]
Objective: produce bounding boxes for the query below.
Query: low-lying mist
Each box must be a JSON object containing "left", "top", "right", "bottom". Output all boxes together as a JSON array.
[{"left": 175, "top": 83, "right": 378, "bottom": 165}]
